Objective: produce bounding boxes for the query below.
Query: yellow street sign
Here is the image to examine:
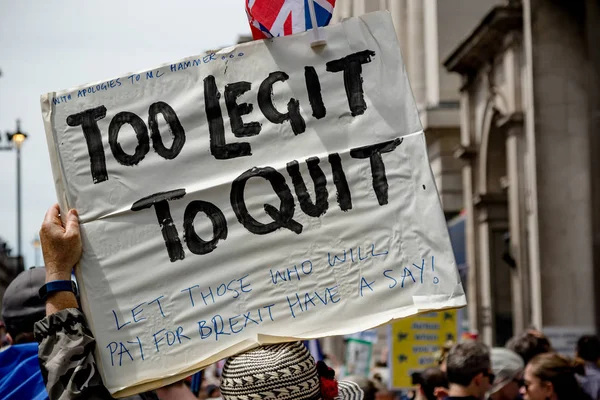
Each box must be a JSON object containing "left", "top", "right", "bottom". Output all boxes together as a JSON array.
[{"left": 389, "top": 310, "right": 458, "bottom": 389}]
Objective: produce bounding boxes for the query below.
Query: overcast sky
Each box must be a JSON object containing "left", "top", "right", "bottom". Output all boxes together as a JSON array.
[{"left": 0, "top": 1, "right": 250, "bottom": 267}]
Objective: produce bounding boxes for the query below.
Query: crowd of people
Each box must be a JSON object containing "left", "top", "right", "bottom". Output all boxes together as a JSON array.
[
  {"left": 405, "top": 330, "right": 600, "bottom": 400},
  {"left": 1, "top": 205, "right": 600, "bottom": 400}
]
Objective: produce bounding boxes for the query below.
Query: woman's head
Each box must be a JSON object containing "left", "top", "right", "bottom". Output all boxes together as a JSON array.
[{"left": 521, "top": 353, "right": 585, "bottom": 400}]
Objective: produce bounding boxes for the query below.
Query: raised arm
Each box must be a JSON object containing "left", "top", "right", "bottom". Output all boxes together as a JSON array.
[{"left": 33, "top": 204, "right": 113, "bottom": 400}]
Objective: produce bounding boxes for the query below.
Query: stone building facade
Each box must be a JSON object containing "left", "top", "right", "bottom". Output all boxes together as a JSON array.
[
  {"left": 328, "top": 0, "right": 499, "bottom": 362},
  {"left": 445, "top": 0, "right": 600, "bottom": 345},
  {"left": 333, "top": 0, "right": 498, "bottom": 220},
  {"left": 331, "top": 0, "right": 600, "bottom": 349}
]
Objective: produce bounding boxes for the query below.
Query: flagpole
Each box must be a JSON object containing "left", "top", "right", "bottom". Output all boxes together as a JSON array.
[{"left": 307, "top": 0, "right": 327, "bottom": 47}]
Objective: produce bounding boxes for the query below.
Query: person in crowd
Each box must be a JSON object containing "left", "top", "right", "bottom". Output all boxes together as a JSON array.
[
  {"left": 345, "top": 375, "right": 381, "bottom": 400},
  {"left": 0, "top": 320, "right": 12, "bottom": 347},
  {"left": 506, "top": 331, "right": 552, "bottom": 365},
  {"left": 436, "top": 340, "right": 454, "bottom": 373},
  {"left": 205, "top": 384, "right": 222, "bottom": 399},
  {"left": 154, "top": 382, "right": 196, "bottom": 400},
  {"left": 1, "top": 267, "right": 49, "bottom": 399},
  {"left": 446, "top": 341, "right": 494, "bottom": 400},
  {"left": 576, "top": 335, "right": 600, "bottom": 400},
  {"left": 413, "top": 367, "right": 449, "bottom": 400},
  {"left": 521, "top": 352, "right": 591, "bottom": 400},
  {"left": 487, "top": 348, "right": 524, "bottom": 400},
  {"left": 371, "top": 360, "right": 390, "bottom": 389}
]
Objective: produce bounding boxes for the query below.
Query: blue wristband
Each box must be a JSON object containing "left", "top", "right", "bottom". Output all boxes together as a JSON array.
[{"left": 39, "top": 280, "right": 77, "bottom": 301}]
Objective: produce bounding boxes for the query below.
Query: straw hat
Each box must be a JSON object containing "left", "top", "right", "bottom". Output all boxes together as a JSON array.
[{"left": 220, "top": 342, "right": 364, "bottom": 400}]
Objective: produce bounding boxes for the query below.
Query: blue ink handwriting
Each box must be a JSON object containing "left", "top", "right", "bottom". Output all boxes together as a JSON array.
[
  {"left": 197, "top": 305, "right": 274, "bottom": 341},
  {"left": 269, "top": 260, "right": 313, "bottom": 285},
  {"left": 286, "top": 286, "right": 340, "bottom": 318},
  {"left": 328, "top": 243, "right": 388, "bottom": 267},
  {"left": 111, "top": 295, "right": 167, "bottom": 331},
  {"left": 180, "top": 275, "right": 252, "bottom": 308}
]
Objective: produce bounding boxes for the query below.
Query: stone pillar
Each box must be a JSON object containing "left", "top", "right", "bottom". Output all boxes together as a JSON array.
[
  {"left": 406, "top": 0, "right": 426, "bottom": 107},
  {"left": 586, "top": 0, "right": 600, "bottom": 335},
  {"left": 475, "top": 194, "right": 510, "bottom": 345},
  {"left": 352, "top": 0, "right": 366, "bottom": 16},
  {"left": 530, "top": 1, "right": 595, "bottom": 328},
  {"left": 388, "top": 0, "right": 405, "bottom": 46},
  {"left": 424, "top": 0, "right": 439, "bottom": 106},
  {"left": 456, "top": 90, "right": 480, "bottom": 335},
  {"left": 502, "top": 115, "right": 529, "bottom": 334},
  {"left": 476, "top": 212, "right": 494, "bottom": 345}
]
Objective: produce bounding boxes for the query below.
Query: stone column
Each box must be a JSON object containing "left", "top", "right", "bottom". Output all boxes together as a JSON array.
[
  {"left": 352, "top": 0, "right": 366, "bottom": 16},
  {"left": 502, "top": 115, "right": 529, "bottom": 334},
  {"left": 388, "top": 0, "right": 404, "bottom": 46},
  {"left": 456, "top": 90, "right": 480, "bottom": 335},
  {"left": 530, "top": 1, "right": 595, "bottom": 328},
  {"left": 586, "top": 0, "right": 600, "bottom": 335},
  {"left": 476, "top": 213, "right": 494, "bottom": 345},
  {"left": 406, "top": 0, "right": 426, "bottom": 108}
]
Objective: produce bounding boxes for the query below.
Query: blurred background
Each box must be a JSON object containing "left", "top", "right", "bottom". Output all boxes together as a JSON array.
[{"left": 1, "top": 0, "right": 599, "bottom": 396}]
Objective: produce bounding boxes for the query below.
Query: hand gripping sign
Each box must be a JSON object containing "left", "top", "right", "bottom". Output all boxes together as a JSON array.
[{"left": 41, "top": 11, "right": 466, "bottom": 397}]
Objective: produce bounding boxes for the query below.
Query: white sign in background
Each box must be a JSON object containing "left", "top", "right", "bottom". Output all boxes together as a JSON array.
[
  {"left": 543, "top": 326, "right": 595, "bottom": 359},
  {"left": 42, "top": 11, "right": 466, "bottom": 397}
]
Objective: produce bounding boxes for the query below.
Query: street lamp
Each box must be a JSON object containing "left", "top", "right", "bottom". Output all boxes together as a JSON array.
[
  {"left": 3, "top": 119, "right": 28, "bottom": 261},
  {"left": 32, "top": 235, "right": 41, "bottom": 266}
]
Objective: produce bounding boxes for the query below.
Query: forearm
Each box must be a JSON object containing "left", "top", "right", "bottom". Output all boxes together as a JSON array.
[{"left": 37, "top": 266, "right": 111, "bottom": 400}]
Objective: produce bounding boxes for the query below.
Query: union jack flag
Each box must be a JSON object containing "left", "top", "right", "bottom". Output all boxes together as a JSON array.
[{"left": 246, "top": 0, "right": 336, "bottom": 40}]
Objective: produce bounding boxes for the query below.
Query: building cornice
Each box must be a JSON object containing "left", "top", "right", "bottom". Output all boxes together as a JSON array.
[{"left": 443, "top": 5, "right": 523, "bottom": 77}]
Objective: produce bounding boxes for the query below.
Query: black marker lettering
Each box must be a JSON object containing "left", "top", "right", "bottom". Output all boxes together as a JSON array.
[
  {"left": 224, "top": 81, "right": 261, "bottom": 137},
  {"left": 204, "top": 75, "right": 251, "bottom": 160},
  {"left": 183, "top": 200, "right": 228, "bottom": 255},
  {"left": 328, "top": 153, "right": 352, "bottom": 211},
  {"left": 286, "top": 157, "right": 328, "bottom": 217},
  {"left": 148, "top": 101, "right": 186, "bottom": 160},
  {"left": 304, "top": 67, "right": 326, "bottom": 119},
  {"left": 326, "top": 50, "right": 376, "bottom": 116},
  {"left": 231, "top": 167, "right": 303, "bottom": 235},
  {"left": 131, "top": 189, "right": 186, "bottom": 262},
  {"left": 66, "top": 106, "right": 108, "bottom": 184},
  {"left": 350, "top": 138, "right": 403, "bottom": 205},
  {"left": 108, "top": 112, "right": 150, "bottom": 166},
  {"left": 258, "top": 71, "right": 306, "bottom": 135}
]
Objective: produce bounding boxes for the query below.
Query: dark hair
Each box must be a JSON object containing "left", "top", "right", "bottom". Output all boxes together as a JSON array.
[
  {"left": 528, "top": 353, "right": 590, "bottom": 400},
  {"left": 416, "top": 367, "right": 448, "bottom": 400},
  {"left": 507, "top": 331, "right": 551, "bottom": 364},
  {"left": 446, "top": 342, "right": 490, "bottom": 386},
  {"left": 577, "top": 335, "right": 600, "bottom": 363},
  {"left": 205, "top": 384, "right": 219, "bottom": 396}
]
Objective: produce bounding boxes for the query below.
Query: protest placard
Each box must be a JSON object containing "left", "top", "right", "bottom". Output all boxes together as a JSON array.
[
  {"left": 41, "top": 11, "right": 466, "bottom": 396},
  {"left": 389, "top": 310, "right": 460, "bottom": 390}
]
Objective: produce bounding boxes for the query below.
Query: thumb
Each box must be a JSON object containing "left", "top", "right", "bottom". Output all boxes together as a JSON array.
[{"left": 65, "top": 209, "right": 80, "bottom": 236}]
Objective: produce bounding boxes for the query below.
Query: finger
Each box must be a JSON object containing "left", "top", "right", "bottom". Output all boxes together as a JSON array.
[
  {"left": 65, "top": 209, "right": 81, "bottom": 237},
  {"left": 43, "top": 203, "right": 63, "bottom": 227}
]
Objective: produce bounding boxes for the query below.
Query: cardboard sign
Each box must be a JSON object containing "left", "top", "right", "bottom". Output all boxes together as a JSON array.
[
  {"left": 345, "top": 338, "right": 373, "bottom": 377},
  {"left": 41, "top": 11, "right": 465, "bottom": 396},
  {"left": 389, "top": 310, "right": 459, "bottom": 390}
]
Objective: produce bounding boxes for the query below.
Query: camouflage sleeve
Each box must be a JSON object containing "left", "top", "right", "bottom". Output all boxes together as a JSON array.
[{"left": 34, "top": 308, "right": 114, "bottom": 400}]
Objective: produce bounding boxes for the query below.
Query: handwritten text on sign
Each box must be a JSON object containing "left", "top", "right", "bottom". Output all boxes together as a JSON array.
[{"left": 42, "top": 11, "right": 465, "bottom": 396}]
